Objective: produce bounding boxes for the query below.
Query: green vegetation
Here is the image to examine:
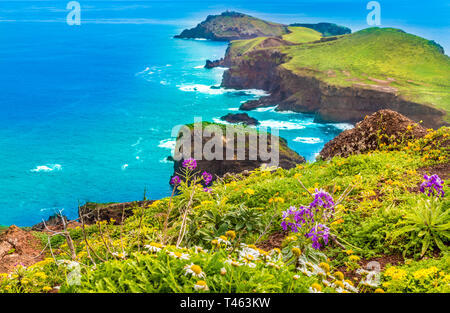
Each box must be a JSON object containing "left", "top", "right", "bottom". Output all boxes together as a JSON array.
[
  {"left": 281, "top": 28, "right": 450, "bottom": 115},
  {"left": 282, "top": 27, "right": 322, "bottom": 44},
  {"left": 290, "top": 22, "right": 351, "bottom": 37},
  {"left": 1, "top": 126, "right": 448, "bottom": 293}
]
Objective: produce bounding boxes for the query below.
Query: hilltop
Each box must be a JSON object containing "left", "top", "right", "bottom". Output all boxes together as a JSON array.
[{"left": 174, "top": 11, "right": 288, "bottom": 41}]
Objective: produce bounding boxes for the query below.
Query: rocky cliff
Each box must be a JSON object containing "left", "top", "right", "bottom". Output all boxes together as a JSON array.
[{"left": 219, "top": 29, "right": 449, "bottom": 129}]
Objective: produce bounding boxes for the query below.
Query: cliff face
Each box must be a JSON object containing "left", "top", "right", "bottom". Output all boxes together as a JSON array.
[{"left": 221, "top": 47, "right": 447, "bottom": 129}]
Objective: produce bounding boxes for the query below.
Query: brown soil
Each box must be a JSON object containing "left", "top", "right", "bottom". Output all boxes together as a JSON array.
[
  {"left": 418, "top": 162, "right": 450, "bottom": 180},
  {"left": 256, "top": 231, "right": 287, "bottom": 251},
  {"left": 320, "top": 109, "right": 427, "bottom": 160},
  {"left": 0, "top": 226, "right": 44, "bottom": 273},
  {"left": 337, "top": 254, "right": 404, "bottom": 282}
]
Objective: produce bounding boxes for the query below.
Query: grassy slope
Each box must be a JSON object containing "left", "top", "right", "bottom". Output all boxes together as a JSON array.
[
  {"left": 281, "top": 28, "right": 450, "bottom": 116},
  {"left": 282, "top": 26, "right": 322, "bottom": 44},
  {"left": 227, "top": 26, "right": 321, "bottom": 58}
]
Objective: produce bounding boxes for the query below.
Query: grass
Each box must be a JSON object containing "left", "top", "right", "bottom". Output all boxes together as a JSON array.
[
  {"left": 282, "top": 26, "right": 322, "bottom": 44},
  {"left": 281, "top": 28, "right": 450, "bottom": 116}
]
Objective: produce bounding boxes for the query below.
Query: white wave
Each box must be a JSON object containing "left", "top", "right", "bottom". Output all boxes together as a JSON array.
[
  {"left": 30, "top": 164, "right": 62, "bottom": 173},
  {"left": 255, "top": 106, "right": 277, "bottom": 112},
  {"left": 228, "top": 107, "right": 239, "bottom": 111},
  {"left": 194, "top": 38, "right": 208, "bottom": 41},
  {"left": 178, "top": 84, "right": 269, "bottom": 97},
  {"left": 131, "top": 137, "right": 143, "bottom": 147},
  {"left": 258, "top": 120, "right": 306, "bottom": 130},
  {"left": 212, "top": 118, "right": 230, "bottom": 125},
  {"left": 330, "top": 123, "right": 354, "bottom": 131},
  {"left": 121, "top": 164, "right": 129, "bottom": 170},
  {"left": 160, "top": 80, "right": 169, "bottom": 85},
  {"left": 194, "top": 65, "right": 204, "bottom": 69},
  {"left": 158, "top": 139, "right": 176, "bottom": 151},
  {"left": 293, "top": 137, "right": 323, "bottom": 144},
  {"left": 159, "top": 157, "right": 172, "bottom": 164}
]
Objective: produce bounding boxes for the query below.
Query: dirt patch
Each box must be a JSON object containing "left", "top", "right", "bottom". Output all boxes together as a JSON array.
[
  {"left": 337, "top": 254, "right": 404, "bottom": 282},
  {"left": 256, "top": 231, "right": 287, "bottom": 251},
  {"left": 0, "top": 226, "right": 44, "bottom": 273},
  {"left": 320, "top": 109, "right": 427, "bottom": 160},
  {"left": 418, "top": 162, "right": 450, "bottom": 180}
]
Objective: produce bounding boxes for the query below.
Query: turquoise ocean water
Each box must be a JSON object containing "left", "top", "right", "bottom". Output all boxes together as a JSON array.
[{"left": 0, "top": 1, "right": 447, "bottom": 226}]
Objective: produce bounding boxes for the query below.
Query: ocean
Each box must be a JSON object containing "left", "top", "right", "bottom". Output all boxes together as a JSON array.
[{"left": 0, "top": 1, "right": 448, "bottom": 226}]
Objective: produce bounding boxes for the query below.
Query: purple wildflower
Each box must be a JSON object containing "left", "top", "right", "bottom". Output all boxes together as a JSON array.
[
  {"left": 310, "top": 189, "right": 335, "bottom": 211},
  {"left": 281, "top": 206, "right": 314, "bottom": 232},
  {"left": 203, "top": 187, "right": 212, "bottom": 193},
  {"left": 420, "top": 174, "right": 445, "bottom": 198},
  {"left": 182, "top": 158, "right": 197, "bottom": 170},
  {"left": 202, "top": 171, "right": 213, "bottom": 185},
  {"left": 306, "top": 224, "right": 330, "bottom": 250},
  {"left": 170, "top": 175, "right": 181, "bottom": 185}
]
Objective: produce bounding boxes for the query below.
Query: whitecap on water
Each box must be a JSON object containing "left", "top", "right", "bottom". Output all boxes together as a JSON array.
[
  {"left": 258, "top": 120, "right": 306, "bottom": 130},
  {"left": 329, "top": 123, "right": 354, "bottom": 131},
  {"left": 293, "top": 137, "right": 323, "bottom": 144},
  {"left": 178, "top": 84, "right": 269, "bottom": 97},
  {"left": 30, "top": 164, "right": 62, "bottom": 173},
  {"left": 158, "top": 139, "right": 176, "bottom": 151},
  {"left": 121, "top": 164, "right": 129, "bottom": 170}
]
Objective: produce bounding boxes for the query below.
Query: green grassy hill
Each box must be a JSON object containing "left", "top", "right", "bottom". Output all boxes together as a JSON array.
[
  {"left": 282, "top": 26, "right": 322, "bottom": 44},
  {"left": 281, "top": 28, "right": 450, "bottom": 115}
]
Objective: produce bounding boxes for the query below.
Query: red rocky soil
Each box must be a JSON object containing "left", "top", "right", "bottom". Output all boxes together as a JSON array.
[{"left": 0, "top": 226, "right": 44, "bottom": 273}]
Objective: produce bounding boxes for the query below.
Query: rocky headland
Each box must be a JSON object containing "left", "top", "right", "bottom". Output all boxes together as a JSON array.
[
  {"left": 181, "top": 12, "right": 449, "bottom": 129},
  {"left": 220, "top": 113, "right": 260, "bottom": 126}
]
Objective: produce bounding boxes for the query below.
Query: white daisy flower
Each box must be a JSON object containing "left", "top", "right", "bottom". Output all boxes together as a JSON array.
[
  {"left": 168, "top": 251, "right": 190, "bottom": 260},
  {"left": 194, "top": 280, "right": 209, "bottom": 291},
  {"left": 144, "top": 242, "right": 164, "bottom": 252},
  {"left": 184, "top": 263, "right": 206, "bottom": 278}
]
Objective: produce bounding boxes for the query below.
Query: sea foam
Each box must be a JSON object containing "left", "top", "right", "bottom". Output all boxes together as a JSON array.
[
  {"left": 30, "top": 164, "right": 62, "bottom": 173},
  {"left": 293, "top": 137, "right": 323, "bottom": 144}
]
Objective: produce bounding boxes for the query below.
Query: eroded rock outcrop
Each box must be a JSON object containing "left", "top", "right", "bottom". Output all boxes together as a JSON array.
[
  {"left": 170, "top": 123, "right": 305, "bottom": 184},
  {"left": 319, "top": 109, "right": 427, "bottom": 160},
  {"left": 220, "top": 113, "right": 259, "bottom": 126},
  {"left": 0, "top": 226, "right": 44, "bottom": 273},
  {"left": 79, "top": 201, "right": 153, "bottom": 225}
]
